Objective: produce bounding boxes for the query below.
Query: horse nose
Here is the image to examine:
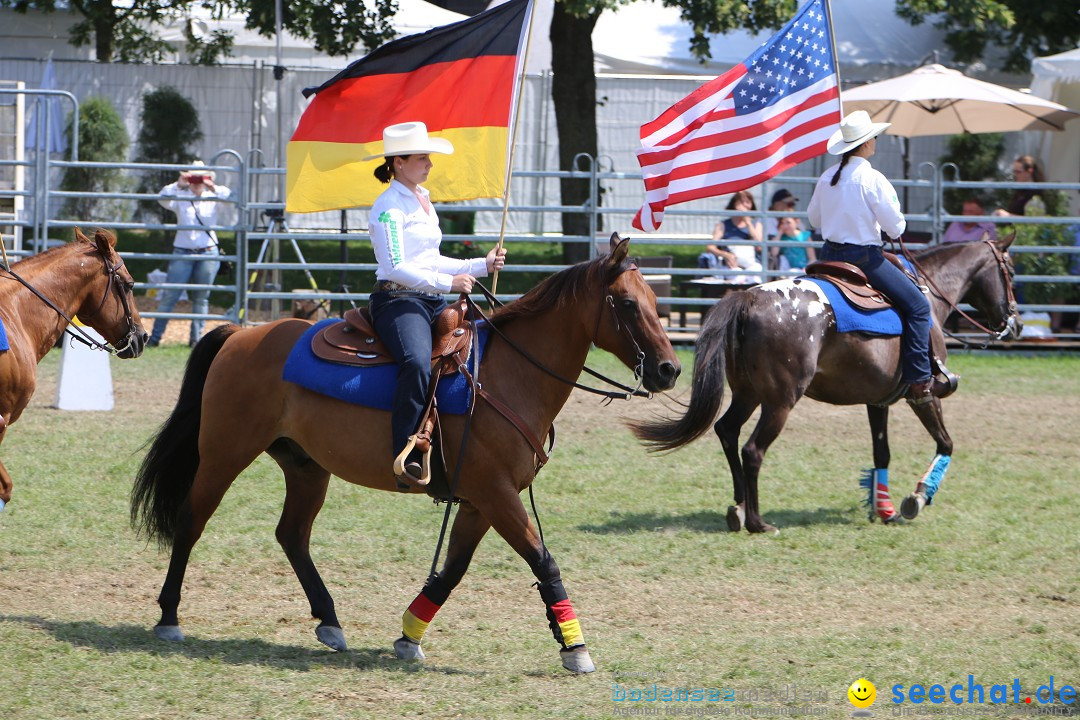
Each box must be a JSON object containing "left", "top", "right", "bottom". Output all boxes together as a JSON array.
[{"left": 657, "top": 360, "right": 680, "bottom": 388}]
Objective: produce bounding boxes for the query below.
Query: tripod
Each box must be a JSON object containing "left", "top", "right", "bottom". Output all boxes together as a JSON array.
[{"left": 241, "top": 208, "right": 324, "bottom": 321}]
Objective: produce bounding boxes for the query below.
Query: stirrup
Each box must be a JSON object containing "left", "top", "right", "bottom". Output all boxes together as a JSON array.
[{"left": 393, "top": 435, "right": 432, "bottom": 490}]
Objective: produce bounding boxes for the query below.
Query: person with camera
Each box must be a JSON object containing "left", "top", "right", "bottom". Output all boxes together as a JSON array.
[{"left": 148, "top": 161, "right": 231, "bottom": 348}]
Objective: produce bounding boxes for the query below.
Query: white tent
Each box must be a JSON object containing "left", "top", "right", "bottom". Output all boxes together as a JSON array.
[{"left": 1030, "top": 47, "right": 1080, "bottom": 205}]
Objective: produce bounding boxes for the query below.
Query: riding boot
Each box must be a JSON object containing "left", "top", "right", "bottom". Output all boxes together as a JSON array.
[{"left": 905, "top": 378, "right": 952, "bottom": 405}]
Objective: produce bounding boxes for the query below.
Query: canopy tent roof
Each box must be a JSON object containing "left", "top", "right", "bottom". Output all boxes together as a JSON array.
[{"left": 1029, "top": 46, "right": 1080, "bottom": 199}]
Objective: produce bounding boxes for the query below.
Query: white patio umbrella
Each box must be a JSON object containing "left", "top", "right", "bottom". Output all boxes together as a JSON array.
[{"left": 843, "top": 63, "right": 1078, "bottom": 137}]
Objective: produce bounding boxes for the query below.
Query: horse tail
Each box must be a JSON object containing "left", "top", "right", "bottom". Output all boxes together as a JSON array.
[
  {"left": 131, "top": 324, "right": 241, "bottom": 548},
  {"left": 630, "top": 292, "right": 750, "bottom": 451}
]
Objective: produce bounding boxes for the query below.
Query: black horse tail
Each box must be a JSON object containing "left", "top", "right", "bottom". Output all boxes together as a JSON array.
[
  {"left": 131, "top": 324, "right": 242, "bottom": 548},
  {"left": 630, "top": 292, "right": 750, "bottom": 451}
]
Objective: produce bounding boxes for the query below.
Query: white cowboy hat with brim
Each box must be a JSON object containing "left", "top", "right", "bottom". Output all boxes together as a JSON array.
[
  {"left": 362, "top": 121, "right": 454, "bottom": 161},
  {"left": 180, "top": 160, "right": 215, "bottom": 180},
  {"left": 826, "top": 110, "right": 891, "bottom": 155}
]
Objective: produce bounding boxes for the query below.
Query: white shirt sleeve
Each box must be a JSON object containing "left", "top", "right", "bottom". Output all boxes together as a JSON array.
[
  {"left": 869, "top": 172, "right": 906, "bottom": 239},
  {"left": 158, "top": 182, "right": 183, "bottom": 212}
]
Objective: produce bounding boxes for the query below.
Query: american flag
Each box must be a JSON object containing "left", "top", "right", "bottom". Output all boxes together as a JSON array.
[{"left": 632, "top": 0, "right": 842, "bottom": 232}]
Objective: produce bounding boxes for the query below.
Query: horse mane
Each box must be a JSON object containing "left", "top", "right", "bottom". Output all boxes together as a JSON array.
[
  {"left": 486, "top": 254, "right": 630, "bottom": 327},
  {"left": 11, "top": 232, "right": 97, "bottom": 270}
]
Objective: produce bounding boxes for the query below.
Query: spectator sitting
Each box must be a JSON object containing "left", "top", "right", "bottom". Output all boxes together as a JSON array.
[
  {"left": 993, "top": 155, "right": 1044, "bottom": 218},
  {"left": 942, "top": 197, "right": 998, "bottom": 244},
  {"left": 699, "top": 190, "right": 763, "bottom": 284},
  {"left": 770, "top": 216, "right": 816, "bottom": 272},
  {"left": 765, "top": 188, "right": 798, "bottom": 239}
]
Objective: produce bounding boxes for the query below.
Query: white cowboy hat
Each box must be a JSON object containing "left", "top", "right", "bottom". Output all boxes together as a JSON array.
[
  {"left": 826, "top": 110, "right": 891, "bottom": 155},
  {"left": 362, "top": 121, "right": 454, "bottom": 161},
  {"left": 180, "top": 160, "right": 215, "bottom": 180}
]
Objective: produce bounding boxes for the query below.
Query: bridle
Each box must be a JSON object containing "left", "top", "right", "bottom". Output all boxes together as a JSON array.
[
  {"left": 1, "top": 245, "right": 142, "bottom": 355},
  {"left": 469, "top": 263, "right": 653, "bottom": 401},
  {"left": 899, "top": 237, "right": 1020, "bottom": 344}
]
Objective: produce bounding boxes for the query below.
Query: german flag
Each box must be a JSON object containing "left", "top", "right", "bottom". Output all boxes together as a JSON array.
[{"left": 285, "top": 0, "right": 533, "bottom": 213}]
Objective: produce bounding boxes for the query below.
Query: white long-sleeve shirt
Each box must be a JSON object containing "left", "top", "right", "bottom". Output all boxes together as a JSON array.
[
  {"left": 368, "top": 180, "right": 488, "bottom": 293},
  {"left": 806, "top": 157, "right": 906, "bottom": 246},
  {"left": 158, "top": 182, "right": 232, "bottom": 250}
]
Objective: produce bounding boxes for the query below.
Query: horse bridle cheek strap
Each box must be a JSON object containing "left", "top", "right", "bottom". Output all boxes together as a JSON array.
[{"left": 78, "top": 250, "right": 141, "bottom": 352}]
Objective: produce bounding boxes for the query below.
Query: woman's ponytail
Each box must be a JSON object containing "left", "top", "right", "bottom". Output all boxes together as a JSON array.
[
  {"left": 374, "top": 158, "right": 395, "bottom": 184},
  {"left": 830, "top": 151, "right": 853, "bottom": 187}
]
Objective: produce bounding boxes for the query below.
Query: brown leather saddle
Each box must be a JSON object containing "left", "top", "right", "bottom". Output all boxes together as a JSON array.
[
  {"left": 311, "top": 299, "right": 474, "bottom": 377},
  {"left": 804, "top": 253, "right": 915, "bottom": 311}
]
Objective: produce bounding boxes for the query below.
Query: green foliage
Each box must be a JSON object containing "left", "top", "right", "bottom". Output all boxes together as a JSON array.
[
  {"left": 0, "top": 0, "right": 242, "bottom": 63},
  {"left": 1010, "top": 192, "right": 1078, "bottom": 305},
  {"left": 134, "top": 87, "right": 203, "bottom": 225},
  {"left": 896, "top": 0, "right": 1080, "bottom": 72},
  {"left": 242, "top": 0, "right": 397, "bottom": 57},
  {"left": 60, "top": 96, "right": 130, "bottom": 221},
  {"left": 938, "top": 132, "right": 1005, "bottom": 214}
]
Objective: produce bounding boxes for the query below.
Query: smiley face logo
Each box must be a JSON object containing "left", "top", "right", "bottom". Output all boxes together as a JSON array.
[{"left": 848, "top": 678, "right": 876, "bottom": 709}]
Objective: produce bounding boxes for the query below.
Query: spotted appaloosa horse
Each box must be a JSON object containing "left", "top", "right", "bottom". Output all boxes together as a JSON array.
[
  {"left": 131, "top": 235, "right": 680, "bottom": 673},
  {"left": 632, "top": 236, "right": 1020, "bottom": 533},
  {"left": 0, "top": 228, "right": 145, "bottom": 510}
]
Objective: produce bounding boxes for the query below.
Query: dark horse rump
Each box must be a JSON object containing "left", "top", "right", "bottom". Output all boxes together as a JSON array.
[{"left": 631, "top": 237, "right": 1020, "bottom": 534}]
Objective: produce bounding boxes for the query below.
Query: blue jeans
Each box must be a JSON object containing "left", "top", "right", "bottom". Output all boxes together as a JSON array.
[
  {"left": 150, "top": 246, "right": 221, "bottom": 345},
  {"left": 369, "top": 291, "right": 447, "bottom": 458},
  {"left": 819, "top": 241, "right": 931, "bottom": 384}
]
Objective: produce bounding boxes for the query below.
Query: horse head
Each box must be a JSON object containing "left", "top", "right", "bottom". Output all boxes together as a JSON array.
[
  {"left": 73, "top": 228, "right": 148, "bottom": 358},
  {"left": 593, "top": 233, "right": 681, "bottom": 392},
  {"left": 964, "top": 232, "right": 1022, "bottom": 341}
]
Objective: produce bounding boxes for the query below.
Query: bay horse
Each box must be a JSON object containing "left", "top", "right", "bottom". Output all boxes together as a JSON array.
[
  {"left": 0, "top": 228, "right": 146, "bottom": 510},
  {"left": 631, "top": 236, "right": 1020, "bottom": 534},
  {"left": 130, "top": 235, "right": 680, "bottom": 673}
]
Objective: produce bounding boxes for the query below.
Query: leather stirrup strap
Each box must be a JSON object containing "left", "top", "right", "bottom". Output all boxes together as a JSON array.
[{"left": 476, "top": 387, "right": 552, "bottom": 470}]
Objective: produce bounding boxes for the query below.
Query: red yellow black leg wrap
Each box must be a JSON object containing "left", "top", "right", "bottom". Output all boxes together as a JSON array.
[
  {"left": 401, "top": 575, "right": 451, "bottom": 643},
  {"left": 536, "top": 577, "right": 584, "bottom": 649}
]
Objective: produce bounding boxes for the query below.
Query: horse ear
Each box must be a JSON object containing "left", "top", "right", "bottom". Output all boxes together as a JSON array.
[
  {"left": 607, "top": 232, "right": 629, "bottom": 267},
  {"left": 996, "top": 231, "right": 1015, "bottom": 253},
  {"left": 73, "top": 227, "right": 91, "bottom": 244},
  {"left": 92, "top": 228, "right": 117, "bottom": 254}
]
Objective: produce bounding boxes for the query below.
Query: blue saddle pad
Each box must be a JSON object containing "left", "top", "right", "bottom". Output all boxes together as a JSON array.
[
  {"left": 0, "top": 316, "right": 8, "bottom": 351},
  {"left": 801, "top": 277, "right": 902, "bottom": 336},
  {"left": 282, "top": 318, "right": 489, "bottom": 414}
]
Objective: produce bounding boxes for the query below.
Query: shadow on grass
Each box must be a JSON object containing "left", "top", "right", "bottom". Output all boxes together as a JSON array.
[
  {"left": 579, "top": 507, "right": 854, "bottom": 534},
  {"left": 0, "top": 615, "right": 483, "bottom": 676}
]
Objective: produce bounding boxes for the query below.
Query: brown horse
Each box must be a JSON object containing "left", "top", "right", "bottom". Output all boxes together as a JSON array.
[
  {"left": 0, "top": 228, "right": 146, "bottom": 510},
  {"left": 631, "top": 236, "right": 1020, "bottom": 534},
  {"left": 130, "top": 236, "right": 680, "bottom": 673}
]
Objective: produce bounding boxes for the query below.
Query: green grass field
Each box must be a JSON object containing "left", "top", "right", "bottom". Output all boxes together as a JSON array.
[{"left": 1, "top": 347, "right": 1078, "bottom": 719}]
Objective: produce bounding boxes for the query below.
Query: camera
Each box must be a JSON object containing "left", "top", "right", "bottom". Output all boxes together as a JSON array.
[{"left": 187, "top": 174, "right": 206, "bottom": 184}]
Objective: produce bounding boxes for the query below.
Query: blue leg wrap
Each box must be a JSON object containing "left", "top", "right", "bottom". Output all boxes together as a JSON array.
[
  {"left": 922, "top": 454, "right": 951, "bottom": 505},
  {"left": 0, "top": 497, "right": 5, "bottom": 513},
  {"left": 858, "top": 468, "right": 888, "bottom": 508}
]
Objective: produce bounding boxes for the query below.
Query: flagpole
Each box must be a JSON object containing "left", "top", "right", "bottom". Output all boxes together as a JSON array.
[
  {"left": 823, "top": 0, "right": 843, "bottom": 116},
  {"left": 491, "top": 0, "right": 537, "bottom": 299}
]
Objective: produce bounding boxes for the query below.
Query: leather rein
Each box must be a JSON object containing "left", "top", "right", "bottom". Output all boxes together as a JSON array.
[
  {"left": 0, "top": 247, "right": 141, "bottom": 355},
  {"left": 898, "top": 237, "right": 1019, "bottom": 345}
]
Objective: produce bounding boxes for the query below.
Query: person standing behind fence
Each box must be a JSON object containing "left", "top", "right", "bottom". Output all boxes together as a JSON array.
[
  {"left": 993, "top": 155, "right": 1044, "bottom": 218},
  {"left": 147, "top": 161, "right": 230, "bottom": 348}
]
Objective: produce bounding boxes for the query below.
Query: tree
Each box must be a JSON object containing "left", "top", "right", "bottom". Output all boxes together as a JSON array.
[
  {"left": 135, "top": 87, "right": 203, "bottom": 225},
  {"left": 896, "top": 0, "right": 1080, "bottom": 73},
  {"left": 4, "top": 0, "right": 291, "bottom": 63},
  {"left": 60, "top": 96, "right": 129, "bottom": 220}
]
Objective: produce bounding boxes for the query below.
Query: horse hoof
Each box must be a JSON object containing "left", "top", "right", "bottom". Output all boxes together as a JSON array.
[
  {"left": 726, "top": 505, "right": 743, "bottom": 532},
  {"left": 900, "top": 494, "right": 924, "bottom": 520},
  {"left": 560, "top": 645, "right": 596, "bottom": 674},
  {"left": 154, "top": 625, "right": 185, "bottom": 643},
  {"left": 394, "top": 635, "right": 425, "bottom": 661},
  {"left": 316, "top": 624, "right": 347, "bottom": 652}
]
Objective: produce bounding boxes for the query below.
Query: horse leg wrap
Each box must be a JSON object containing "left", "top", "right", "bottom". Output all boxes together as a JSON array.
[
  {"left": 860, "top": 468, "right": 898, "bottom": 522},
  {"left": 916, "top": 454, "right": 951, "bottom": 505},
  {"left": 401, "top": 574, "right": 452, "bottom": 643},
  {"left": 536, "top": 577, "right": 584, "bottom": 649}
]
